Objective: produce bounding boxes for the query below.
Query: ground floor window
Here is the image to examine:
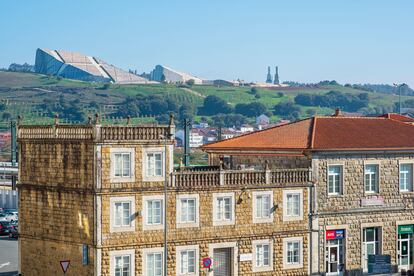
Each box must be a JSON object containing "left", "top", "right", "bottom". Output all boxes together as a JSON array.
[
  {"left": 363, "top": 227, "right": 381, "bottom": 272},
  {"left": 398, "top": 224, "right": 414, "bottom": 271},
  {"left": 325, "top": 229, "right": 345, "bottom": 275},
  {"left": 110, "top": 249, "right": 135, "bottom": 276}
]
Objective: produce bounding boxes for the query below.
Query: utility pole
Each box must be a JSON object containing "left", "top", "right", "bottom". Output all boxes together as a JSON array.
[{"left": 183, "top": 119, "right": 191, "bottom": 167}]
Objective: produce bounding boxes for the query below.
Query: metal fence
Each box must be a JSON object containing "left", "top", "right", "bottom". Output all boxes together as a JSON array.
[{"left": 0, "top": 189, "right": 17, "bottom": 210}]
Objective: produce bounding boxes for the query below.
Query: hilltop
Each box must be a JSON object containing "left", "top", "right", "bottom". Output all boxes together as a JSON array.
[{"left": 0, "top": 71, "right": 412, "bottom": 128}]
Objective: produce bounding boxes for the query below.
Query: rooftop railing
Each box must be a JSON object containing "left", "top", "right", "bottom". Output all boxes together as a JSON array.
[
  {"left": 17, "top": 124, "right": 173, "bottom": 141},
  {"left": 171, "top": 168, "right": 311, "bottom": 188}
]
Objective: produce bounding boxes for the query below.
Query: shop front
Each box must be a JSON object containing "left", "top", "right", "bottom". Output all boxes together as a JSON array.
[
  {"left": 325, "top": 229, "right": 345, "bottom": 275},
  {"left": 398, "top": 224, "right": 414, "bottom": 272}
]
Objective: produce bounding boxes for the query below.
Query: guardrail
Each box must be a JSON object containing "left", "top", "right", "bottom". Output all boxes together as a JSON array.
[{"left": 172, "top": 168, "right": 311, "bottom": 188}]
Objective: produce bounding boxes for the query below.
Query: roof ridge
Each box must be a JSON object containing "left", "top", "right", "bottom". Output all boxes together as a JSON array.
[
  {"left": 310, "top": 117, "right": 317, "bottom": 149},
  {"left": 201, "top": 117, "right": 312, "bottom": 149}
]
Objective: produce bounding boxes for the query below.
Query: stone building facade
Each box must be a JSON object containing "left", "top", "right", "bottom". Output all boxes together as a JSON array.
[
  {"left": 18, "top": 121, "right": 312, "bottom": 276},
  {"left": 203, "top": 115, "right": 414, "bottom": 275}
]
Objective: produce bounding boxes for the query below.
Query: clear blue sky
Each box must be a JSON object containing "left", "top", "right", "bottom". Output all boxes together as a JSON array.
[{"left": 1, "top": 0, "right": 413, "bottom": 86}]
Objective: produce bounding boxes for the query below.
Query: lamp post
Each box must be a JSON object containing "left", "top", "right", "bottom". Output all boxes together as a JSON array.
[
  {"left": 394, "top": 83, "right": 407, "bottom": 114},
  {"left": 161, "top": 114, "right": 174, "bottom": 276}
]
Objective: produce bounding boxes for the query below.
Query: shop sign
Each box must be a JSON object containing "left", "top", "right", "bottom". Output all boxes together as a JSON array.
[
  {"left": 368, "top": 255, "right": 391, "bottom": 274},
  {"left": 326, "top": 229, "right": 345, "bottom": 240},
  {"left": 239, "top": 253, "right": 253, "bottom": 262},
  {"left": 361, "top": 196, "right": 384, "bottom": 207},
  {"left": 398, "top": 224, "right": 414, "bottom": 235}
]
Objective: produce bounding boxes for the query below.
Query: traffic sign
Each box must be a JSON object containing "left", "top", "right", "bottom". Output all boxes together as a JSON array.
[
  {"left": 60, "top": 260, "right": 70, "bottom": 274},
  {"left": 202, "top": 257, "right": 212, "bottom": 269}
]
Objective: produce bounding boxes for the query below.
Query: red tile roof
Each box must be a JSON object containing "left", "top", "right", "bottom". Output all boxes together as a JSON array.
[
  {"left": 202, "top": 116, "right": 414, "bottom": 153},
  {"left": 379, "top": 113, "right": 414, "bottom": 123}
]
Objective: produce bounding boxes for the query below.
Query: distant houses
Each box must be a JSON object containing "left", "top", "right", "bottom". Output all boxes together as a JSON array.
[{"left": 175, "top": 115, "right": 284, "bottom": 148}]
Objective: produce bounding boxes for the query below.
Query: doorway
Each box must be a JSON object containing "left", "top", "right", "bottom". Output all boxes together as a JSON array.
[{"left": 213, "top": 247, "right": 233, "bottom": 276}]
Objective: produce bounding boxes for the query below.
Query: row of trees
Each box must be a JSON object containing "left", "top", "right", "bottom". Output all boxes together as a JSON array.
[{"left": 294, "top": 91, "right": 369, "bottom": 112}]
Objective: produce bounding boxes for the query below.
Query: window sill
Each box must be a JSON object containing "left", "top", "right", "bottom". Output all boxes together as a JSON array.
[
  {"left": 176, "top": 222, "right": 200, "bottom": 228},
  {"left": 110, "top": 176, "right": 135, "bottom": 183},
  {"left": 110, "top": 226, "right": 135, "bottom": 233},
  {"left": 213, "top": 220, "right": 235, "bottom": 226},
  {"left": 327, "top": 193, "right": 344, "bottom": 197},
  {"left": 253, "top": 218, "right": 274, "bottom": 224},
  {"left": 283, "top": 216, "right": 303, "bottom": 222},
  {"left": 283, "top": 263, "right": 303, "bottom": 270},
  {"left": 142, "top": 224, "right": 164, "bottom": 231},
  {"left": 142, "top": 176, "right": 165, "bottom": 182},
  {"left": 252, "top": 266, "right": 274, "bottom": 272}
]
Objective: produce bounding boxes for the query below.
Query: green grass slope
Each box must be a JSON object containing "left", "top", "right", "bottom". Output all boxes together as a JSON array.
[{"left": 0, "top": 71, "right": 410, "bottom": 128}]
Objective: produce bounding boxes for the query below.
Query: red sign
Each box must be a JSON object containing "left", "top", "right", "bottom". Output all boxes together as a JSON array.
[
  {"left": 60, "top": 260, "right": 70, "bottom": 273},
  {"left": 326, "top": 230, "right": 336, "bottom": 240},
  {"left": 202, "top": 257, "right": 212, "bottom": 269}
]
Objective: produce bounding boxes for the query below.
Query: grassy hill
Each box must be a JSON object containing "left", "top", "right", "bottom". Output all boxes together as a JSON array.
[{"left": 0, "top": 71, "right": 410, "bottom": 128}]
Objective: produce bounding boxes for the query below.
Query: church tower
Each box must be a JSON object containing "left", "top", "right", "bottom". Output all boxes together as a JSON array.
[
  {"left": 266, "top": 66, "right": 272, "bottom": 83},
  {"left": 274, "top": 66, "right": 279, "bottom": 85}
]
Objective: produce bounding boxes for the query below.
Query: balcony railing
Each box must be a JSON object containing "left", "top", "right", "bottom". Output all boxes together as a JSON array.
[
  {"left": 171, "top": 168, "right": 311, "bottom": 188},
  {"left": 18, "top": 124, "right": 172, "bottom": 141}
]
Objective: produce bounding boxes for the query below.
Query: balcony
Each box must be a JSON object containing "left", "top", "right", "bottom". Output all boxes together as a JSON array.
[{"left": 171, "top": 167, "right": 311, "bottom": 188}]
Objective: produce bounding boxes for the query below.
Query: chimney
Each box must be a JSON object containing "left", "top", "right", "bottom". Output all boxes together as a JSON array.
[{"left": 334, "top": 108, "right": 342, "bottom": 117}]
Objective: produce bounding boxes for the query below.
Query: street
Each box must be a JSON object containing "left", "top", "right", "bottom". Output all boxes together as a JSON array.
[{"left": 0, "top": 236, "right": 17, "bottom": 276}]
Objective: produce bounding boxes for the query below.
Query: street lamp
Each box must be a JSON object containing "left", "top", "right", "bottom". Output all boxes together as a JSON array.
[
  {"left": 394, "top": 83, "right": 407, "bottom": 114},
  {"left": 161, "top": 115, "right": 174, "bottom": 276}
]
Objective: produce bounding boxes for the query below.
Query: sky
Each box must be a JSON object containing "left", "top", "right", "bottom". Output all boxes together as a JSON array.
[{"left": 0, "top": 0, "right": 413, "bottom": 86}]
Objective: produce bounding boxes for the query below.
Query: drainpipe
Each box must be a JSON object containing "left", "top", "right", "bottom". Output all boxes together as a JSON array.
[{"left": 11, "top": 121, "right": 17, "bottom": 190}]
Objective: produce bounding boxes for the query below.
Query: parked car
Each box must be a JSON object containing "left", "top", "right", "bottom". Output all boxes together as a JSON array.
[
  {"left": 0, "top": 213, "right": 7, "bottom": 222},
  {"left": 0, "top": 221, "right": 11, "bottom": 235},
  {"left": 8, "top": 225, "right": 18, "bottom": 239},
  {"left": 5, "top": 211, "right": 18, "bottom": 222}
]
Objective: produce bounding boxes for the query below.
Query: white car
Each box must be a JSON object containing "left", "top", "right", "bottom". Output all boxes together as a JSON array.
[
  {"left": 0, "top": 213, "right": 7, "bottom": 222},
  {"left": 5, "top": 212, "right": 18, "bottom": 222}
]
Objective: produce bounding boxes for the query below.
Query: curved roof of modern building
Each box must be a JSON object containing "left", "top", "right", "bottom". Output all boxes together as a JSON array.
[{"left": 34, "top": 48, "right": 155, "bottom": 84}]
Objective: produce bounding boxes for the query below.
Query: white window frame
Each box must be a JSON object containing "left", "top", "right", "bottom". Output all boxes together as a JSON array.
[
  {"left": 142, "top": 195, "right": 164, "bottom": 231},
  {"left": 252, "top": 239, "right": 273, "bottom": 272},
  {"left": 176, "top": 194, "right": 200, "bottom": 228},
  {"left": 282, "top": 237, "right": 303, "bottom": 270},
  {"left": 252, "top": 191, "right": 274, "bottom": 224},
  {"left": 143, "top": 147, "right": 165, "bottom": 182},
  {"left": 399, "top": 161, "right": 414, "bottom": 193},
  {"left": 110, "top": 148, "right": 135, "bottom": 183},
  {"left": 176, "top": 245, "right": 199, "bottom": 276},
  {"left": 142, "top": 247, "right": 163, "bottom": 276},
  {"left": 110, "top": 196, "right": 135, "bottom": 233},
  {"left": 327, "top": 164, "right": 343, "bottom": 195},
  {"left": 213, "top": 192, "right": 235, "bottom": 226},
  {"left": 283, "top": 189, "right": 303, "bottom": 222},
  {"left": 364, "top": 162, "right": 380, "bottom": 194},
  {"left": 109, "top": 249, "right": 135, "bottom": 276}
]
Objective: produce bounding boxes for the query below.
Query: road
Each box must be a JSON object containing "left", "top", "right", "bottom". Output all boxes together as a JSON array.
[{"left": 0, "top": 236, "right": 18, "bottom": 276}]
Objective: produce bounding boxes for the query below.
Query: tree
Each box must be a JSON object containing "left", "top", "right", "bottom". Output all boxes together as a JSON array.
[
  {"left": 186, "top": 79, "right": 195, "bottom": 86},
  {"left": 199, "top": 95, "right": 233, "bottom": 115},
  {"left": 211, "top": 114, "right": 247, "bottom": 127},
  {"left": 273, "top": 101, "right": 301, "bottom": 120},
  {"left": 2, "top": 112, "right": 11, "bottom": 121},
  {"left": 250, "top": 87, "right": 258, "bottom": 94},
  {"left": 235, "top": 102, "right": 267, "bottom": 117}
]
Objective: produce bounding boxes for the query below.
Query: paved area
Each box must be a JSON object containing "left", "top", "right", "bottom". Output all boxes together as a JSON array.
[{"left": 0, "top": 236, "right": 18, "bottom": 276}]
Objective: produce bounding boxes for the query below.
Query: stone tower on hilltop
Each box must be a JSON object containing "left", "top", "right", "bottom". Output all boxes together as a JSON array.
[
  {"left": 274, "top": 66, "right": 280, "bottom": 85},
  {"left": 266, "top": 66, "right": 272, "bottom": 83}
]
